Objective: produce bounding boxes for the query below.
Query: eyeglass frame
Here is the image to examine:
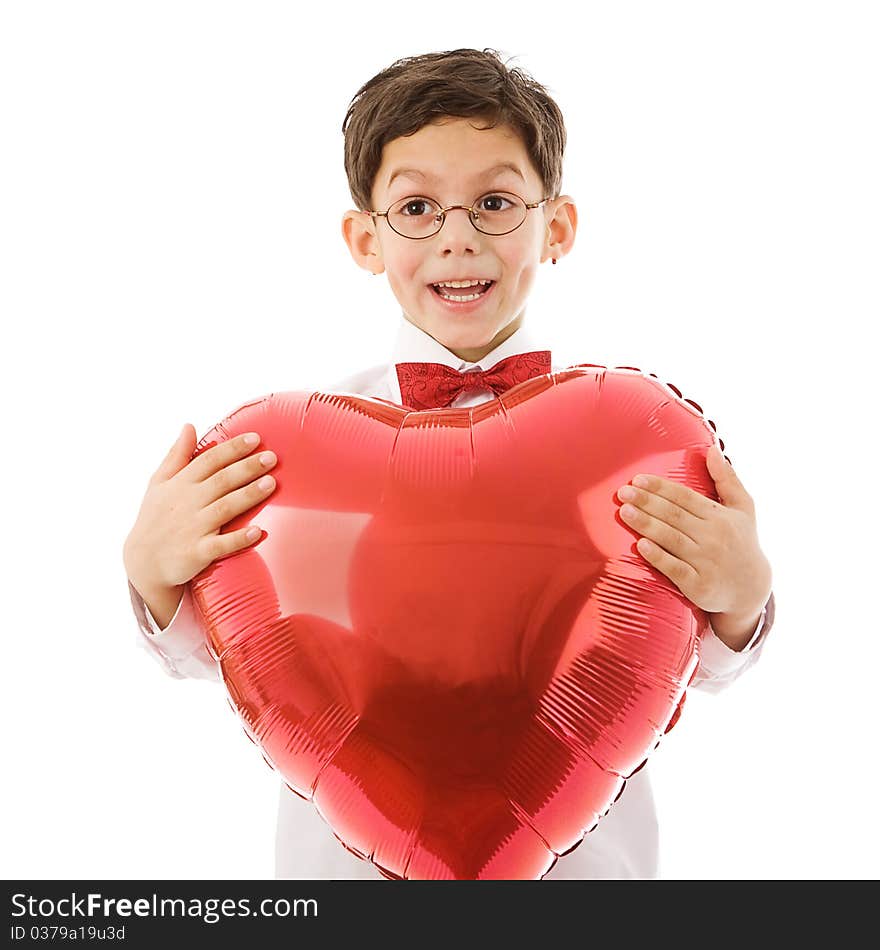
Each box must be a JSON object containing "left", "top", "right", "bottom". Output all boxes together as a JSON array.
[{"left": 364, "top": 190, "right": 552, "bottom": 239}]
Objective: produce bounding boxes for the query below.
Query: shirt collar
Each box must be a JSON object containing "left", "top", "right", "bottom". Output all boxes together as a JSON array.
[{"left": 385, "top": 315, "right": 545, "bottom": 405}]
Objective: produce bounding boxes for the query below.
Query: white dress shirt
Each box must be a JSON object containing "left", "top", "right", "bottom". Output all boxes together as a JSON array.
[{"left": 129, "top": 315, "right": 771, "bottom": 880}]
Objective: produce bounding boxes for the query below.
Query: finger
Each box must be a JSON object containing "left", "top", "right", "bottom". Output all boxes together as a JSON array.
[
  {"left": 200, "top": 468, "right": 276, "bottom": 533},
  {"left": 619, "top": 503, "right": 701, "bottom": 563},
  {"left": 617, "top": 484, "right": 703, "bottom": 541},
  {"left": 706, "top": 442, "right": 753, "bottom": 510},
  {"left": 635, "top": 538, "right": 700, "bottom": 593},
  {"left": 628, "top": 472, "right": 721, "bottom": 519},
  {"left": 151, "top": 423, "right": 196, "bottom": 483},
  {"left": 201, "top": 447, "right": 277, "bottom": 505},
  {"left": 707, "top": 440, "right": 737, "bottom": 473},
  {"left": 184, "top": 430, "right": 264, "bottom": 484},
  {"left": 199, "top": 523, "right": 265, "bottom": 565}
]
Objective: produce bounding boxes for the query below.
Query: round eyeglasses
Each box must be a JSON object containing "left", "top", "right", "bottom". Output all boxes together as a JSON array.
[{"left": 366, "top": 191, "right": 551, "bottom": 240}]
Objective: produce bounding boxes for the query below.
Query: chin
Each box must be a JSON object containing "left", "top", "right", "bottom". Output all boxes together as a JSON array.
[{"left": 430, "top": 320, "right": 497, "bottom": 350}]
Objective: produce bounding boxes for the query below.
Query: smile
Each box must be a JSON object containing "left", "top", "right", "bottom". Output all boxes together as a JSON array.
[{"left": 428, "top": 280, "right": 496, "bottom": 310}]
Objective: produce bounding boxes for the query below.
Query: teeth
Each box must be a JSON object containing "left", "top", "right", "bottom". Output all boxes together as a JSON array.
[
  {"left": 433, "top": 279, "right": 492, "bottom": 289},
  {"left": 438, "top": 290, "right": 483, "bottom": 302}
]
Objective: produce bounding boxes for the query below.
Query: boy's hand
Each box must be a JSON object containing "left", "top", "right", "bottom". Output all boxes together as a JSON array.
[
  {"left": 616, "top": 443, "right": 772, "bottom": 651},
  {"left": 122, "top": 424, "right": 278, "bottom": 597}
]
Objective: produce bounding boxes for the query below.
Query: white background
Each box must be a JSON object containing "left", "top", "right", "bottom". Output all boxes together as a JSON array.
[{"left": 2, "top": 1, "right": 878, "bottom": 880}]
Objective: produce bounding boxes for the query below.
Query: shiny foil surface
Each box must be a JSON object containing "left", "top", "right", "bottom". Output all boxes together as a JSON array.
[{"left": 189, "top": 365, "right": 719, "bottom": 879}]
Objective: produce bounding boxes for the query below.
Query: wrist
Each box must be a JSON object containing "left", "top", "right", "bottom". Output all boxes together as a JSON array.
[
  {"left": 135, "top": 582, "right": 187, "bottom": 633},
  {"left": 124, "top": 542, "right": 167, "bottom": 598},
  {"left": 132, "top": 579, "right": 184, "bottom": 603},
  {"left": 124, "top": 559, "right": 176, "bottom": 606},
  {"left": 122, "top": 539, "right": 150, "bottom": 591},
  {"left": 708, "top": 605, "right": 765, "bottom": 652}
]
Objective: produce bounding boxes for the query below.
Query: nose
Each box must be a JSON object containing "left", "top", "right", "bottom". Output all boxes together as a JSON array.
[
  {"left": 436, "top": 205, "right": 482, "bottom": 251},
  {"left": 439, "top": 205, "right": 476, "bottom": 228}
]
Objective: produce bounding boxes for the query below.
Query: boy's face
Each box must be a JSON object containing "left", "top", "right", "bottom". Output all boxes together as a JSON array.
[{"left": 342, "top": 116, "right": 576, "bottom": 362}]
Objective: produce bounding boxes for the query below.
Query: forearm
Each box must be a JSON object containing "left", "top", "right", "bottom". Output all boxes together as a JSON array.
[{"left": 128, "top": 579, "right": 219, "bottom": 681}]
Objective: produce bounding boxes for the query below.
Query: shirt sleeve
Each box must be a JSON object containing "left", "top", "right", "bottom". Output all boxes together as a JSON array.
[
  {"left": 129, "top": 579, "right": 221, "bottom": 682},
  {"left": 688, "top": 590, "right": 776, "bottom": 695}
]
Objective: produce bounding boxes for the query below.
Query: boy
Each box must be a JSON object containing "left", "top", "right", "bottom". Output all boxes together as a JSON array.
[{"left": 122, "top": 48, "right": 775, "bottom": 879}]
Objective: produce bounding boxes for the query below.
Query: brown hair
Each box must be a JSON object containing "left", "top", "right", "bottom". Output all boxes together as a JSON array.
[{"left": 341, "top": 48, "right": 567, "bottom": 212}]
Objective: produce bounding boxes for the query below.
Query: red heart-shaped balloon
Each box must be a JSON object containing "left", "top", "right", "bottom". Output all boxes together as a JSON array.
[{"left": 190, "top": 365, "right": 718, "bottom": 879}]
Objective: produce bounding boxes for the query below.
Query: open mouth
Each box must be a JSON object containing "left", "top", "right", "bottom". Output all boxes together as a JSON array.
[{"left": 428, "top": 280, "right": 496, "bottom": 310}]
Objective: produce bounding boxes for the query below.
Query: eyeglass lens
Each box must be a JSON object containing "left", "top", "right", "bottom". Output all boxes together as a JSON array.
[{"left": 387, "top": 192, "right": 527, "bottom": 238}]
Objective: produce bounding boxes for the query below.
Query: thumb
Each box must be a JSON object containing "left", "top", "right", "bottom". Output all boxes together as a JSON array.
[
  {"left": 153, "top": 423, "right": 196, "bottom": 481},
  {"left": 706, "top": 441, "right": 748, "bottom": 507}
]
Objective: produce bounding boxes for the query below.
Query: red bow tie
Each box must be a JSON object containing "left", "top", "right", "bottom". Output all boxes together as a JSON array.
[{"left": 395, "top": 350, "right": 552, "bottom": 411}]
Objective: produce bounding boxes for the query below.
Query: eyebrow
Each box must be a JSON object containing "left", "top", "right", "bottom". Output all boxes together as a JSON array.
[{"left": 386, "top": 161, "right": 526, "bottom": 190}]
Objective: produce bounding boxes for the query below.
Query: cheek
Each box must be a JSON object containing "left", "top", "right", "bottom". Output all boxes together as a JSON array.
[
  {"left": 391, "top": 256, "right": 426, "bottom": 294},
  {"left": 497, "top": 237, "right": 541, "bottom": 287},
  {"left": 507, "top": 262, "right": 539, "bottom": 296}
]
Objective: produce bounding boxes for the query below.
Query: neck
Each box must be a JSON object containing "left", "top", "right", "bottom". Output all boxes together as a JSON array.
[{"left": 429, "top": 311, "right": 526, "bottom": 363}]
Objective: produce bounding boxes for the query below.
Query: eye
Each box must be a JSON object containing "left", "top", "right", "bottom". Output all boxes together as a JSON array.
[
  {"left": 399, "top": 197, "right": 439, "bottom": 217},
  {"left": 477, "top": 193, "right": 514, "bottom": 212}
]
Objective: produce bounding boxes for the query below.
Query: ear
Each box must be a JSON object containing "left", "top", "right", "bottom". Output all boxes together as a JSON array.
[
  {"left": 544, "top": 195, "right": 578, "bottom": 264},
  {"left": 341, "top": 209, "right": 385, "bottom": 276}
]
